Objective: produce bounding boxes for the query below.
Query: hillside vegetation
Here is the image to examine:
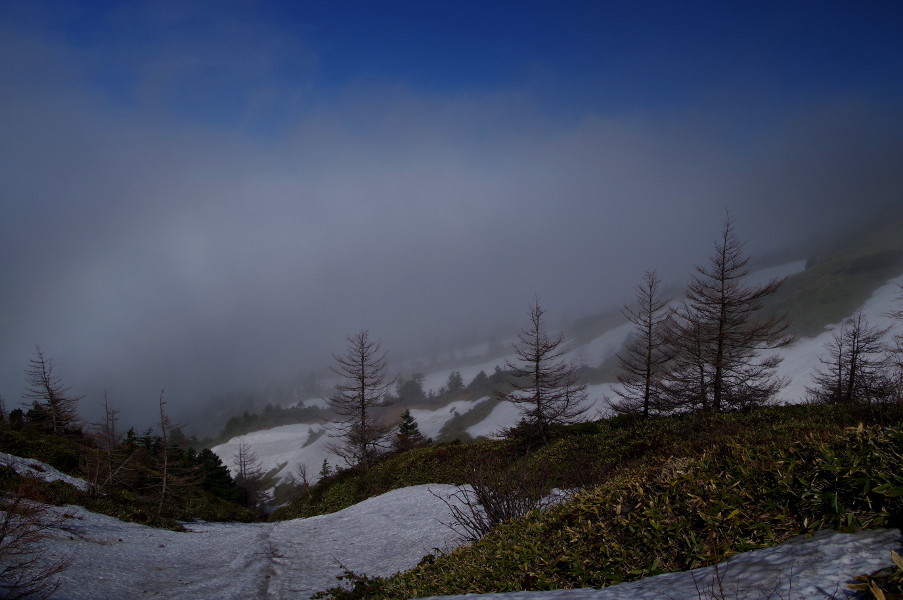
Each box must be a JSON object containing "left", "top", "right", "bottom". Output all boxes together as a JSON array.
[
  {"left": 0, "top": 421, "right": 254, "bottom": 529},
  {"left": 765, "top": 208, "right": 903, "bottom": 337},
  {"left": 302, "top": 403, "right": 903, "bottom": 599}
]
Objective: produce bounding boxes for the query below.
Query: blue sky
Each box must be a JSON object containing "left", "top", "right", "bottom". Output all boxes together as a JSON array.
[
  {"left": 6, "top": 1, "right": 903, "bottom": 129},
  {"left": 1, "top": 1, "right": 902, "bottom": 427}
]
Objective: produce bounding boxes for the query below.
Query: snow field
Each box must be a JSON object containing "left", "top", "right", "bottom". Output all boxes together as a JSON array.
[
  {"left": 212, "top": 422, "right": 334, "bottom": 482},
  {"left": 465, "top": 400, "right": 519, "bottom": 439},
  {"left": 43, "top": 484, "right": 464, "bottom": 600}
]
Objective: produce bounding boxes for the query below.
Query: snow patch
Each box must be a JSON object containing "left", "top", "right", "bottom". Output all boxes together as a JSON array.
[
  {"left": 212, "top": 422, "right": 334, "bottom": 481},
  {"left": 43, "top": 484, "right": 466, "bottom": 600},
  {"left": 410, "top": 399, "right": 487, "bottom": 440},
  {"left": 300, "top": 396, "right": 329, "bottom": 409},
  {"left": 0, "top": 452, "right": 90, "bottom": 491},
  {"left": 746, "top": 259, "right": 807, "bottom": 287},
  {"left": 466, "top": 401, "right": 519, "bottom": 439}
]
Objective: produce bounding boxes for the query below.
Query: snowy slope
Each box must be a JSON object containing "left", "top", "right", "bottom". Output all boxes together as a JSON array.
[
  {"left": 410, "top": 398, "right": 490, "bottom": 440},
  {"left": 465, "top": 400, "right": 519, "bottom": 439},
  {"left": 44, "top": 484, "right": 464, "bottom": 600},
  {"left": 211, "top": 398, "right": 496, "bottom": 482},
  {"left": 774, "top": 272, "right": 903, "bottom": 404},
  {"left": 212, "top": 422, "right": 334, "bottom": 481}
]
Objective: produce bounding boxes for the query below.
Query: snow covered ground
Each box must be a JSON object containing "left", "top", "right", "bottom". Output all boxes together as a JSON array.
[
  {"left": 465, "top": 400, "right": 519, "bottom": 439},
  {"left": 3, "top": 447, "right": 893, "bottom": 600},
  {"left": 43, "top": 484, "right": 464, "bottom": 600}
]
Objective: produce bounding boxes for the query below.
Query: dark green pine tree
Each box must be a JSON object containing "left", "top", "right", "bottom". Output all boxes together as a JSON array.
[
  {"left": 319, "top": 459, "right": 331, "bottom": 480},
  {"left": 467, "top": 370, "right": 490, "bottom": 393},
  {"left": 394, "top": 409, "right": 428, "bottom": 452},
  {"left": 195, "top": 448, "right": 241, "bottom": 503},
  {"left": 445, "top": 370, "right": 464, "bottom": 393}
]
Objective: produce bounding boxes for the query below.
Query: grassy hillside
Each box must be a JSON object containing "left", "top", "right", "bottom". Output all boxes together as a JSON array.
[
  {"left": 761, "top": 209, "right": 903, "bottom": 338},
  {"left": 291, "top": 403, "right": 903, "bottom": 599}
]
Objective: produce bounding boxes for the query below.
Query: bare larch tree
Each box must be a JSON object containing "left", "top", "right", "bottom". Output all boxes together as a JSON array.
[
  {"left": 86, "top": 393, "right": 134, "bottom": 495},
  {"left": 497, "top": 299, "right": 588, "bottom": 442},
  {"left": 662, "top": 217, "right": 793, "bottom": 413},
  {"left": 23, "top": 347, "right": 81, "bottom": 434},
  {"left": 233, "top": 440, "right": 265, "bottom": 510},
  {"left": 612, "top": 270, "right": 673, "bottom": 418},
  {"left": 887, "top": 283, "right": 903, "bottom": 401},
  {"left": 328, "top": 330, "right": 395, "bottom": 470},
  {"left": 156, "top": 390, "right": 171, "bottom": 516},
  {"left": 807, "top": 311, "right": 891, "bottom": 405}
]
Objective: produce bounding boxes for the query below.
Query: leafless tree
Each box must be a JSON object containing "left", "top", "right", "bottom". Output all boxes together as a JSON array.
[
  {"left": 156, "top": 390, "right": 171, "bottom": 516},
  {"left": 233, "top": 440, "right": 262, "bottom": 481},
  {"left": 660, "top": 301, "right": 712, "bottom": 412},
  {"left": 152, "top": 391, "right": 195, "bottom": 516},
  {"left": 807, "top": 311, "right": 892, "bottom": 405},
  {"left": 887, "top": 283, "right": 903, "bottom": 401},
  {"left": 662, "top": 217, "right": 793, "bottom": 413},
  {"left": 233, "top": 440, "right": 266, "bottom": 509},
  {"left": 85, "top": 393, "right": 134, "bottom": 495},
  {"left": 611, "top": 270, "right": 673, "bottom": 417},
  {"left": 292, "top": 463, "right": 313, "bottom": 500},
  {"left": 22, "top": 347, "right": 81, "bottom": 435},
  {"left": 0, "top": 484, "right": 72, "bottom": 599},
  {"left": 327, "top": 330, "right": 395, "bottom": 470},
  {"left": 497, "top": 299, "right": 588, "bottom": 442}
]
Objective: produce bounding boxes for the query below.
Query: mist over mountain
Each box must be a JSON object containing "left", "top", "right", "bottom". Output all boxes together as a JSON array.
[{"left": 1, "top": 2, "right": 901, "bottom": 430}]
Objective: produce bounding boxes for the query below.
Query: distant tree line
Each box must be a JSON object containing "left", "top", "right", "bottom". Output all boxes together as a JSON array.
[{"left": 214, "top": 403, "right": 328, "bottom": 445}]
